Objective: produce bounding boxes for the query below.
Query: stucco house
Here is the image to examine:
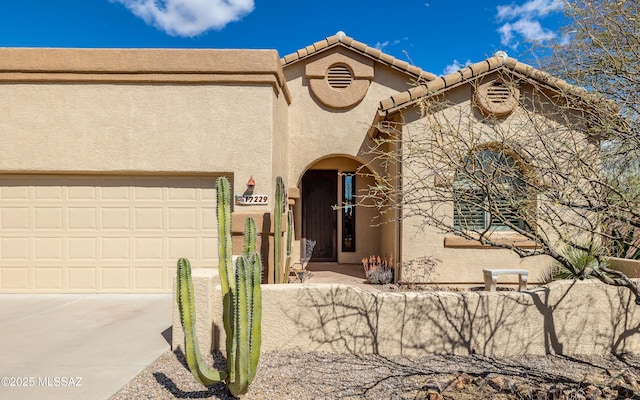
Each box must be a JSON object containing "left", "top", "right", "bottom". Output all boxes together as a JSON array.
[{"left": 0, "top": 32, "right": 579, "bottom": 293}]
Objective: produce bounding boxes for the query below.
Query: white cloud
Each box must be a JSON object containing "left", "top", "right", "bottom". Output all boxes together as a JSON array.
[
  {"left": 374, "top": 41, "right": 390, "bottom": 51},
  {"left": 496, "top": 0, "right": 563, "bottom": 48},
  {"left": 496, "top": 0, "right": 563, "bottom": 21},
  {"left": 442, "top": 59, "right": 472, "bottom": 76},
  {"left": 499, "top": 19, "right": 556, "bottom": 47},
  {"left": 374, "top": 37, "right": 407, "bottom": 52},
  {"left": 112, "top": 0, "right": 255, "bottom": 37}
]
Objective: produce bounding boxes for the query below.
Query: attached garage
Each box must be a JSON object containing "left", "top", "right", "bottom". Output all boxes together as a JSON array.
[{"left": 0, "top": 175, "right": 217, "bottom": 293}]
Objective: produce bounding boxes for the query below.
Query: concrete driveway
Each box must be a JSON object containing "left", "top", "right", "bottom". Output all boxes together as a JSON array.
[{"left": 0, "top": 294, "right": 172, "bottom": 400}]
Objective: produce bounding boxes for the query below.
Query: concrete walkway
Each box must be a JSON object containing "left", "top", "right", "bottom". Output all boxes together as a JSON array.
[{"left": 0, "top": 294, "right": 172, "bottom": 400}]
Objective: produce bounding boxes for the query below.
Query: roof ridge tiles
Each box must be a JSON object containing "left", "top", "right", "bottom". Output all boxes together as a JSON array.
[
  {"left": 281, "top": 32, "right": 438, "bottom": 81},
  {"left": 377, "top": 54, "right": 588, "bottom": 113}
]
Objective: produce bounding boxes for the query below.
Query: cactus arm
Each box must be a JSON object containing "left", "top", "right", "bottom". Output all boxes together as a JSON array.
[
  {"left": 248, "top": 252, "right": 262, "bottom": 384},
  {"left": 216, "top": 177, "right": 233, "bottom": 295},
  {"left": 229, "top": 217, "right": 261, "bottom": 395},
  {"left": 228, "top": 256, "right": 250, "bottom": 397},
  {"left": 216, "top": 177, "right": 236, "bottom": 380},
  {"left": 177, "top": 176, "right": 262, "bottom": 396},
  {"left": 243, "top": 216, "right": 257, "bottom": 255},
  {"left": 273, "top": 176, "right": 284, "bottom": 283},
  {"left": 176, "top": 258, "right": 227, "bottom": 386}
]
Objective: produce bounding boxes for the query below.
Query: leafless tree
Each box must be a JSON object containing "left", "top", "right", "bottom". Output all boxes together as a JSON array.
[
  {"left": 362, "top": 64, "right": 640, "bottom": 303},
  {"left": 542, "top": 0, "right": 640, "bottom": 260}
]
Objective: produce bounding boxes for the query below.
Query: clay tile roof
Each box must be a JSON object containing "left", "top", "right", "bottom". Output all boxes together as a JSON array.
[
  {"left": 281, "top": 31, "right": 438, "bottom": 82},
  {"left": 376, "top": 51, "right": 583, "bottom": 115},
  {"left": 368, "top": 51, "right": 596, "bottom": 138}
]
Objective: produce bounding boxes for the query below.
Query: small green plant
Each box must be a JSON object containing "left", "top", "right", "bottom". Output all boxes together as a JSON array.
[
  {"left": 176, "top": 177, "right": 262, "bottom": 397},
  {"left": 543, "top": 242, "right": 610, "bottom": 282}
]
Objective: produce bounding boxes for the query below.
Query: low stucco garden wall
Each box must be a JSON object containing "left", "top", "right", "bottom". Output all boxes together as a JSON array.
[
  {"left": 172, "top": 268, "right": 640, "bottom": 357},
  {"left": 610, "top": 257, "right": 640, "bottom": 278}
]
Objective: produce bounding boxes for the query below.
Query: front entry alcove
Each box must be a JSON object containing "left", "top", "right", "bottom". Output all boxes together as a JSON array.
[{"left": 297, "top": 156, "right": 388, "bottom": 273}]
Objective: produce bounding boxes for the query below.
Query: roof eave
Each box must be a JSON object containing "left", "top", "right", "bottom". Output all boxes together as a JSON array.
[{"left": 281, "top": 32, "right": 438, "bottom": 82}]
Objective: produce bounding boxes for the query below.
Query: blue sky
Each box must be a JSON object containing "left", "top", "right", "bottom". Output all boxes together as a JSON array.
[{"left": 0, "top": 0, "right": 567, "bottom": 76}]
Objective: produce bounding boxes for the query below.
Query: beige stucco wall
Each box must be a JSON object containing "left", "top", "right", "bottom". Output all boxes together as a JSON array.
[
  {"left": 0, "top": 83, "right": 276, "bottom": 196},
  {"left": 395, "top": 78, "right": 582, "bottom": 284},
  {"left": 271, "top": 78, "right": 291, "bottom": 188},
  {"left": 2, "top": 46, "right": 581, "bottom": 291},
  {"left": 610, "top": 258, "right": 640, "bottom": 278},
  {"left": 173, "top": 269, "right": 640, "bottom": 357},
  {"left": 283, "top": 53, "right": 417, "bottom": 266},
  {"left": 0, "top": 48, "right": 292, "bottom": 293},
  {"left": 284, "top": 52, "right": 420, "bottom": 187},
  {"left": 0, "top": 48, "right": 290, "bottom": 202}
]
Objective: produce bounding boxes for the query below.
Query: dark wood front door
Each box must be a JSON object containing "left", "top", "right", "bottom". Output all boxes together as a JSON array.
[{"left": 302, "top": 170, "right": 337, "bottom": 262}]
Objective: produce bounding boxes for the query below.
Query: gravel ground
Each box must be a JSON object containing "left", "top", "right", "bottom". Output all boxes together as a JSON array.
[{"left": 110, "top": 349, "right": 640, "bottom": 399}]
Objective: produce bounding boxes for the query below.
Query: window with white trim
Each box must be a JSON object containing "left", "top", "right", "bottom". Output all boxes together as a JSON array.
[{"left": 453, "top": 148, "right": 529, "bottom": 231}]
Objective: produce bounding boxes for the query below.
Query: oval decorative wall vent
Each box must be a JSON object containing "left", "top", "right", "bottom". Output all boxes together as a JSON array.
[
  {"left": 327, "top": 64, "right": 353, "bottom": 90},
  {"left": 474, "top": 79, "right": 520, "bottom": 118}
]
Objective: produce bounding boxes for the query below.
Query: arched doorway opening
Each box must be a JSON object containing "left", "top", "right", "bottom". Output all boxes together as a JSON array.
[{"left": 297, "top": 155, "right": 387, "bottom": 282}]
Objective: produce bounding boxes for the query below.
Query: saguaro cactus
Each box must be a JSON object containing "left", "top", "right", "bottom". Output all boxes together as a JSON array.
[
  {"left": 176, "top": 257, "right": 227, "bottom": 386},
  {"left": 226, "top": 217, "right": 262, "bottom": 395},
  {"left": 176, "top": 176, "right": 262, "bottom": 397}
]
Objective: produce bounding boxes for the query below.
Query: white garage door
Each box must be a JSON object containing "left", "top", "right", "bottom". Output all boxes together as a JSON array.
[{"left": 0, "top": 175, "right": 217, "bottom": 293}]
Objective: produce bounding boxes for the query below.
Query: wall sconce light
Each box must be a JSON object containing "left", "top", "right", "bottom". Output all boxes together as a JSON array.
[{"left": 247, "top": 176, "right": 256, "bottom": 187}]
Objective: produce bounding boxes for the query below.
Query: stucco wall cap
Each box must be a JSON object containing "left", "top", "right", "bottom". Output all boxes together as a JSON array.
[
  {"left": 0, "top": 48, "right": 282, "bottom": 75},
  {"left": 0, "top": 48, "right": 292, "bottom": 102}
]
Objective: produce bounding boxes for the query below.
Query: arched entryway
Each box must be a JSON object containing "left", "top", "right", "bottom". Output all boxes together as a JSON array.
[{"left": 297, "top": 155, "right": 384, "bottom": 267}]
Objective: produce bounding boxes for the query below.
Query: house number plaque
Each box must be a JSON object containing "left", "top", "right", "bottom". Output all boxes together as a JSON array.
[{"left": 235, "top": 194, "right": 269, "bottom": 205}]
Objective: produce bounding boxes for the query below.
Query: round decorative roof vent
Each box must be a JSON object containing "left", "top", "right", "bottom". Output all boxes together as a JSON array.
[
  {"left": 327, "top": 64, "right": 353, "bottom": 90},
  {"left": 305, "top": 52, "right": 373, "bottom": 109},
  {"left": 474, "top": 80, "right": 519, "bottom": 118}
]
